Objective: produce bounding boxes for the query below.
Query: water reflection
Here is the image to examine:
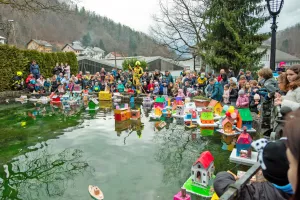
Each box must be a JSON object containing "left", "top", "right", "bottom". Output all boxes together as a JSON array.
[
  {"left": 0, "top": 148, "right": 93, "bottom": 199},
  {"left": 153, "top": 123, "right": 205, "bottom": 185}
]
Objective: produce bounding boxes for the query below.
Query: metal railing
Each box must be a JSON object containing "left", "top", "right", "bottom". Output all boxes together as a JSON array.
[{"left": 219, "top": 163, "right": 261, "bottom": 200}]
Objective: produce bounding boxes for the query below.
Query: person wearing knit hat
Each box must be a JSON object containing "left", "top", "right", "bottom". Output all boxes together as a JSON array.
[
  {"left": 213, "top": 139, "right": 292, "bottom": 200},
  {"left": 250, "top": 94, "right": 261, "bottom": 114},
  {"left": 236, "top": 89, "right": 249, "bottom": 108}
]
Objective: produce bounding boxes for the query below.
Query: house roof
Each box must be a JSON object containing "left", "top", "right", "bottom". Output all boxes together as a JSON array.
[
  {"left": 238, "top": 108, "right": 252, "bottom": 121},
  {"left": 276, "top": 49, "right": 300, "bottom": 62},
  {"left": 261, "top": 42, "right": 300, "bottom": 62},
  {"left": 108, "top": 52, "right": 124, "bottom": 57},
  {"left": 62, "top": 42, "right": 84, "bottom": 51},
  {"left": 222, "top": 118, "right": 232, "bottom": 127},
  {"left": 237, "top": 132, "right": 252, "bottom": 144},
  {"left": 155, "top": 97, "right": 165, "bottom": 103},
  {"left": 29, "top": 39, "right": 52, "bottom": 47},
  {"left": 200, "top": 110, "right": 214, "bottom": 120},
  {"left": 93, "top": 47, "right": 105, "bottom": 52},
  {"left": 193, "top": 151, "right": 214, "bottom": 169},
  {"left": 208, "top": 100, "right": 219, "bottom": 107}
]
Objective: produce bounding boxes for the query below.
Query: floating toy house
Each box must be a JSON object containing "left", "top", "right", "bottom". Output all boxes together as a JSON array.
[
  {"left": 236, "top": 128, "right": 253, "bottom": 159},
  {"left": 191, "top": 151, "right": 215, "bottom": 187},
  {"left": 237, "top": 108, "right": 253, "bottom": 130},
  {"left": 154, "top": 96, "right": 166, "bottom": 109},
  {"left": 114, "top": 107, "right": 131, "bottom": 121},
  {"left": 208, "top": 100, "right": 223, "bottom": 116},
  {"left": 200, "top": 109, "right": 214, "bottom": 124},
  {"left": 173, "top": 105, "right": 185, "bottom": 125},
  {"left": 183, "top": 151, "right": 215, "bottom": 197},
  {"left": 99, "top": 91, "right": 112, "bottom": 101},
  {"left": 130, "top": 109, "right": 141, "bottom": 120},
  {"left": 142, "top": 96, "right": 153, "bottom": 107},
  {"left": 150, "top": 107, "right": 162, "bottom": 120},
  {"left": 73, "top": 85, "right": 82, "bottom": 93},
  {"left": 87, "top": 99, "right": 99, "bottom": 111},
  {"left": 52, "top": 95, "right": 61, "bottom": 102},
  {"left": 173, "top": 189, "right": 191, "bottom": 200},
  {"left": 222, "top": 118, "right": 233, "bottom": 134},
  {"left": 184, "top": 102, "right": 196, "bottom": 113}
]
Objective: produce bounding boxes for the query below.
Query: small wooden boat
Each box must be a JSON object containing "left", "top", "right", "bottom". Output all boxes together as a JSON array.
[{"left": 88, "top": 185, "right": 104, "bottom": 200}]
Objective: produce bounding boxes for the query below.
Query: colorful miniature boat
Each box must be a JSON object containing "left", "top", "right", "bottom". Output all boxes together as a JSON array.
[{"left": 88, "top": 185, "right": 104, "bottom": 200}]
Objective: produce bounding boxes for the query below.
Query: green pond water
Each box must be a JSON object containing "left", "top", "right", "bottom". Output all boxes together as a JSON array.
[{"left": 0, "top": 102, "right": 238, "bottom": 200}]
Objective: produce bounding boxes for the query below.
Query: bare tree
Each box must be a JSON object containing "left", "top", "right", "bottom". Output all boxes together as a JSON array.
[
  {"left": 0, "top": 0, "right": 76, "bottom": 13},
  {"left": 151, "top": 0, "right": 209, "bottom": 59}
]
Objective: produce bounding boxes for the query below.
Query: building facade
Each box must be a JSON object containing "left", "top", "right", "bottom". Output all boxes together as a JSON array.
[
  {"left": 62, "top": 41, "right": 84, "bottom": 55},
  {"left": 26, "top": 39, "right": 52, "bottom": 52}
]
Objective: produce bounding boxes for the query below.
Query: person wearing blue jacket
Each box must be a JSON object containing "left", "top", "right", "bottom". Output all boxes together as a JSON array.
[
  {"left": 30, "top": 60, "right": 40, "bottom": 79},
  {"left": 210, "top": 78, "right": 223, "bottom": 102}
]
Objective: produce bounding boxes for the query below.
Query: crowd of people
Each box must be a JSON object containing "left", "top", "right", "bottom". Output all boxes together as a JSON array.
[{"left": 13, "top": 61, "right": 300, "bottom": 117}]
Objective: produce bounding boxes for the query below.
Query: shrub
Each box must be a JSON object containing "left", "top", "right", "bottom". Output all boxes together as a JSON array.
[{"left": 0, "top": 45, "right": 78, "bottom": 92}]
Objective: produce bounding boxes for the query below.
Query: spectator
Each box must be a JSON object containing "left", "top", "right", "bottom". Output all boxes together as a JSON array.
[
  {"left": 280, "top": 65, "right": 300, "bottom": 111},
  {"left": 30, "top": 60, "right": 40, "bottom": 79},
  {"left": 210, "top": 78, "right": 223, "bottom": 101},
  {"left": 165, "top": 71, "right": 174, "bottom": 83},
  {"left": 229, "top": 82, "right": 239, "bottom": 106},
  {"left": 236, "top": 89, "right": 249, "bottom": 108},
  {"left": 64, "top": 63, "right": 71, "bottom": 79},
  {"left": 217, "top": 69, "right": 225, "bottom": 82},
  {"left": 228, "top": 68, "right": 235, "bottom": 79},
  {"left": 246, "top": 71, "right": 253, "bottom": 81},
  {"left": 76, "top": 71, "right": 83, "bottom": 79}
]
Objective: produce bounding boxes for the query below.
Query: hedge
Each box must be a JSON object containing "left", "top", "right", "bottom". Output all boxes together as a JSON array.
[{"left": 0, "top": 45, "right": 79, "bottom": 92}]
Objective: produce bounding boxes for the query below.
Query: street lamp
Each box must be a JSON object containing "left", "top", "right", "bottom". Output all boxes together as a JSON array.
[{"left": 265, "top": 0, "right": 284, "bottom": 71}]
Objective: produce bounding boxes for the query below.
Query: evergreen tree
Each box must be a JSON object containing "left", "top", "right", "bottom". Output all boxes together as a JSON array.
[
  {"left": 79, "top": 6, "right": 86, "bottom": 16},
  {"left": 82, "top": 32, "right": 92, "bottom": 47},
  {"left": 75, "top": 4, "right": 79, "bottom": 13},
  {"left": 98, "top": 39, "right": 106, "bottom": 52},
  {"left": 129, "top": 36, "right": 137, "bottom": 56},
  {"left": 200, "top": 0, "right": 269, "bottom": 72}
]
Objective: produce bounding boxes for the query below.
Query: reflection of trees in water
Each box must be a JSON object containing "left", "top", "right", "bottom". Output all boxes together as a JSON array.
[
  {"left": 153, "top": 124, "right": 208, "bottom": 185},
  {"left": 0, "top": 148, "right": 94, "bottom": 199}
]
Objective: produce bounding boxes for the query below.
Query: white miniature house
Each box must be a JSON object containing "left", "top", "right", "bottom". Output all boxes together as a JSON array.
[{"left": 191, "top": 151, "right": 215, "bottom": 187}]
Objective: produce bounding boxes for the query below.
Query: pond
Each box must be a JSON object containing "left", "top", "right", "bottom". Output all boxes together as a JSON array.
[{"left": 0, "top": 102, "right": 237, "bottom": 200}]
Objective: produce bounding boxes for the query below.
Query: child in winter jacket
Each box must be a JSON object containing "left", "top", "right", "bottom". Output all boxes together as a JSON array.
[
  {"left": 153, "top": 82, "right": 160, "bottom": 95},
  {"left": 236, "top": 89, "right": 249, "bottom": 108},
  {"left": 229, "top": 82, "right": 239, "bottom": 106},
  {"left": 250, "top": 94, "right": 261, "bottom": 114},
  {"left": 222, "top": 84, "right": 230, "bottom": 105}
]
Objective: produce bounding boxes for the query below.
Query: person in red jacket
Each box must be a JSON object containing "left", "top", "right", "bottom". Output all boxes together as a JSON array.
[
  {"left": 147, "top": 80, "right": 154, "bottom": 93},
  {"left": 217, "top": 69, "right": 225, "bottom": 82},
  {"left": 25, "top": 73, "right": 34, "bottom": 84}
]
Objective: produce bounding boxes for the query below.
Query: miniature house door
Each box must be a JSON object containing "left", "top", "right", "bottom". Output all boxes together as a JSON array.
[{"left": 196, "top": 171, "right": 201, "bottom": 182}]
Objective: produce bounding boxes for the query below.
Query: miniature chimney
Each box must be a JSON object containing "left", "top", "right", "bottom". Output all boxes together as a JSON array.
[{"left": 181, "top": 188, "right": 186, "bottom": 197}]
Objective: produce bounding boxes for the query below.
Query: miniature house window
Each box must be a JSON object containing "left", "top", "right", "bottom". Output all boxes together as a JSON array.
[
  {"left": 203, "top": 173, "right": 206, "bottom": 176},
  {"left": 203, "top": 180, "right": 206, "bottom": 184},
  {"left": 192, "top": 171, "right": 194, "bottom": 175},
  {"left": 198, "top": 165, "right": 201, "bottom": 168}
]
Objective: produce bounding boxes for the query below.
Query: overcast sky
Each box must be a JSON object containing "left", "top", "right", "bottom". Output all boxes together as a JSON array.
[{"left": 79, "top": 0, "right": 300, "bottom": 34}]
